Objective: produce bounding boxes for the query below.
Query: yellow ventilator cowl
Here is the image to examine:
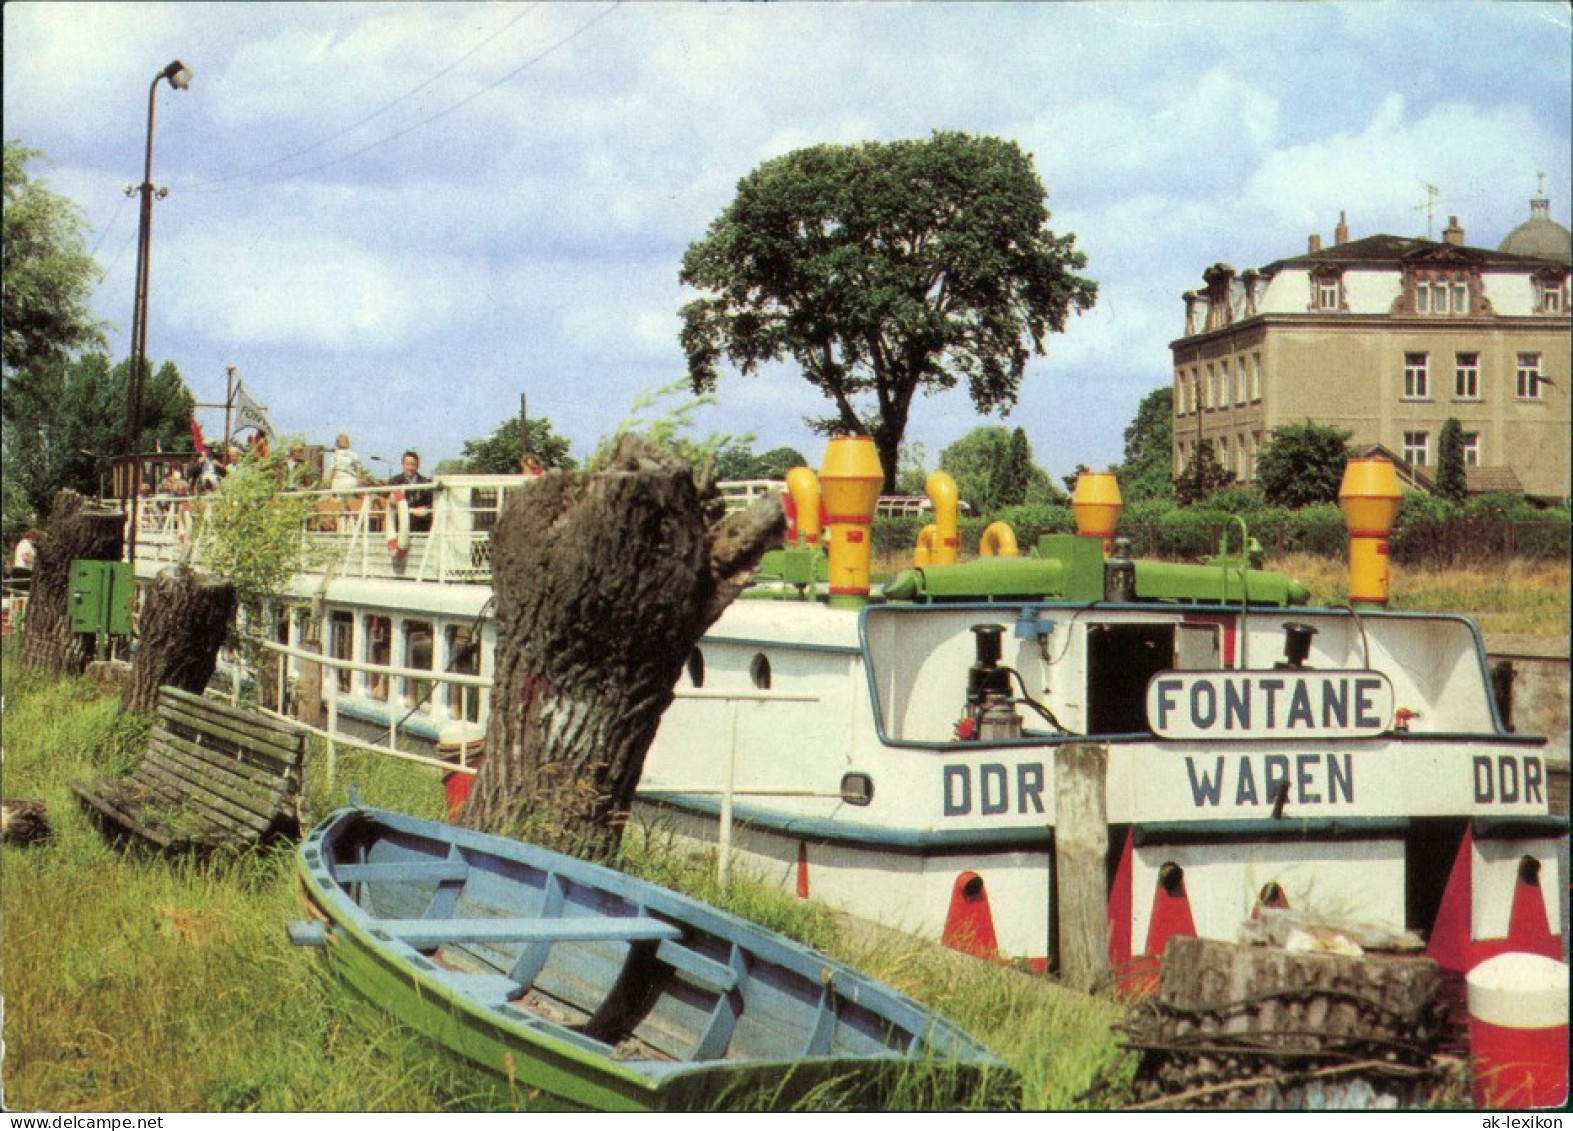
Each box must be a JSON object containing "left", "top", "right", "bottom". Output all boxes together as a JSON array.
[
  {"left": 1072, "top": 471, "right": 1123, "bottom": 555},
  {"left": 980, "top": 521, "right": 1020, "bottom": 558},
  {"left": 1339, "top": 457, "right": 1402, "bottom": 608},
  {"left": 924, "top": 471, "right": 960, "bottom": 565},
  {"left": 785, "top": 466, "right": 822, "bottom": 547},
  {"left": 819, "top": 436, "right": 885, "bottom": 607}
]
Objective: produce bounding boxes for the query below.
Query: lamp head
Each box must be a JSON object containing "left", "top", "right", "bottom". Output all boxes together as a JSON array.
[{"left": 162, "top": 60, "right": 193, "bottom": 90}]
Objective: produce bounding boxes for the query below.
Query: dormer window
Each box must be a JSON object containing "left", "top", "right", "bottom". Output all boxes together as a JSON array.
[
  {"left": 1310, "top": 265, "right": 1344, "bottom": 312},
  {"left": 1534, "top": 270, "right": 1568, "bottom": 315}
]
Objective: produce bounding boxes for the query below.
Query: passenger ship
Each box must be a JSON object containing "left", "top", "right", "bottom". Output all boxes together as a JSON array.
[{"left": 120, "top": 439, "right": 1565, "bottom": 979}]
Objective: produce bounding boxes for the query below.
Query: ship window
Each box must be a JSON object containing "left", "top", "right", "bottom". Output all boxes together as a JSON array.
[
  {"left": 404, "top": 620, "right": 433, "bottom": 711},
  {"left": 445, "top": 625, "right": 481, "bottom": 723},
  {"left": 750, "top": 652, "right": 772, "bottom": 690},
  {"left": 366, "top": 614, "right": 392, "bottom": 701},
  {"left": 330, "top": 611, "right": 354, "bottom": 693},
  {"left": 687, "top": 648, "right": 705, "bottom": 688},
  {"left": 1085, "top": 623, "right": 1175, "bottom": 735}
]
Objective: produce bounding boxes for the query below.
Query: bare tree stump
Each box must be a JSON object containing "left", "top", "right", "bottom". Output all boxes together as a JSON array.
[
  {"left": 17, "top": 491, "right": 124, "bottom": 677},
  {"left": 122, "top": 564, "right": 238, "bottom": 713},
  {"left": 461, "top": 435, "right": 785, "bottom": 859}
]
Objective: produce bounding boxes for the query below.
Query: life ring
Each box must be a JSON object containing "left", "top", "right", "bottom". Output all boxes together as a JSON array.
[{"left": 387, "top": 490, "right": 410, "bottom": 561}]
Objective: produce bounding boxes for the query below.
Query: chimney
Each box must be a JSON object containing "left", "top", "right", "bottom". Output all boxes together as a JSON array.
[
  {"left": 1443, "top": 215, "right": 1465, "bottom": 246},
  {"left": 1335, "top": 211, "right": 1349, "bottom": 246},
  {"left": 1308, "top": 233, "right": 1323, "bottom": 253}
]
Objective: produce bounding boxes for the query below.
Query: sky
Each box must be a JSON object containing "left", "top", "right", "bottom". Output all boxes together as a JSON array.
[{"left": 4, "top": 0, "right": 1570, "bottom": 481}]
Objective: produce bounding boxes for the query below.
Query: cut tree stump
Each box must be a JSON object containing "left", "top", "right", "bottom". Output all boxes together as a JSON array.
[
  {"left": 461, "top": 435, "right": 785, "bottom": 859},
  {"left": 1122, "top": 936, "right": 1451, "bottom": 1109},
  {"left": 17, "top": 490, "right": 124, "bottom": 678},
  {"left": 122, "top": 564, "right": 238, "bottom": 714}
]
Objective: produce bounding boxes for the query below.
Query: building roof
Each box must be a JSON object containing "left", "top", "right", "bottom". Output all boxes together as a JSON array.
[
  {"left": 1262, "top": 233, "right": 1558, "bottom": 274},
  {"left": 1466, "top": 466, "right": 1525, "bottom": 495},
  {"left": 1499, "top": 194, "right": 1572, "bottom": 265}
]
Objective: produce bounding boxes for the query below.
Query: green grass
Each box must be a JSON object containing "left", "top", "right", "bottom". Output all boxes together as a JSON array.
[{"left": 1, "top": 663, "right": 1126, "bottom": 1112}]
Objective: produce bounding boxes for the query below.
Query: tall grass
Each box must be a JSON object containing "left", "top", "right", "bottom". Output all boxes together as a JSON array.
[
  {"left": 1, "top": 664, "right": 1125, "bottom": 1112},
  {"left": 1271, "top": 554, "right": 1570, "bottom": 638}
]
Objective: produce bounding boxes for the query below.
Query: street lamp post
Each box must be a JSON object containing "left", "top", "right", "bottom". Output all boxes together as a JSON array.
[{"left": 124, "top": 58, "right": 192, "bottom": 567}]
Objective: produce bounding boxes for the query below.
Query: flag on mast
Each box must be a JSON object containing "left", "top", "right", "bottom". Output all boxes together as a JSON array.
[
  {"left": 190, "top": 411, "right": 206, "bottom": 454},
  {"left": 233, "top": 382, "right": 275, "bottom": 436}
]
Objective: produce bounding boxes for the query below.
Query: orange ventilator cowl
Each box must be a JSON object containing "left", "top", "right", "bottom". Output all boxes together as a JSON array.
[
  {"left": 819, "top": 437, "right": 884, "bottom": 607},
  {"left": 1072, "top": 471, "right": 1123, "bottom": 554},
  {"left": 1339, "top": 457, "right": 1402, "bottom": 608},
  {"left": 924, "top": 471, "right": 960, "bottom": 565},
  {"left": 785, "top": 466, "right": 822, "bottom": 546}
]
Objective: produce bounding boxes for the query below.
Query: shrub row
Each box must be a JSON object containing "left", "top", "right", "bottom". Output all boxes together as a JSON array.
[{"left": 871, "top": 495, "right": 1570, "bottom": 566}]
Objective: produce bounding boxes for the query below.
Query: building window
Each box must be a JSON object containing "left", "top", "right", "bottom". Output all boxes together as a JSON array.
[
  {"left": 1415, "top": 283, "right": 1431, "bottom": 314},
  {"left": 331, "top": 611, "right": 354, "bottom": 694},
  {"left": 1235, "top": 433, "right": 1246, "bottom": 477},
  {"left": 366, "top": 614, "right": 391, "bottom": 701},
  {"left": 403, "top": 620, "right": 433, "bottom": 712},
  {"left": 445, "top": 625, "right": 481, "bottom": 723},
  {"left": 1251, "top": 431, "right": 1262, "bottom": 478},
  {"left": 1205, "top": 364, "right": 1216, "bottom": 409},
  {"left": 1318, "top": 279, "right": 1339, "bottom": 310},
  {"left": 1436, "top": 284, "right": 1452, "bottom": 315},
  {"left": 1462, "top": 433, "right": 1481, "bottom": 467},
  {"left": 1403, "top": 352, "right": 1429, "bottom": 399},
  {"left": 1236, "top": 358, "right": 1247, "bottom": 405},
  {"left": 1175, "top": 370, "right": 1187, "bottom": 415},
  {"left": 1403, "top": 431, "right": 1429, "bottom": 467},
  {"left": 1517, "top": 353, "right": 1543, "bottom": 399},
  {"left": 1454, "top": 353, "right": 1480, "bottom": 400},
  {"left": 1543, "top": 285, "right": 1564, "bottom": 314},
  {"left": 1251, "top": 353, "right": 1262, "bottom": 401},
  {"left": 1452, "top": 282, "right": 1468, "bottom": 314}
]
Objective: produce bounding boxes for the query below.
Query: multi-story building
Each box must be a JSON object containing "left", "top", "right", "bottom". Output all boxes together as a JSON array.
[{"left": 1169, "top": 194, "right": 1571, "bottom": 502}]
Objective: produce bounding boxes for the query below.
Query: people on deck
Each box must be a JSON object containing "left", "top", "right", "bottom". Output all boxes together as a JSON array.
[
  {"left": 283, "top": 443, "right": 318, "bottom": 489},
  {"left": 385, "top": 450, "right": 434, "bottom": 533},
  {"left": 327, "top": 434, "right": 365, "bottom": 492}
]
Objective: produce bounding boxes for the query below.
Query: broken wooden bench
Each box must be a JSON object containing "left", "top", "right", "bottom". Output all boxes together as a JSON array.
[{"left": 72, "top": 685, "right": 307, "bottom": 852}]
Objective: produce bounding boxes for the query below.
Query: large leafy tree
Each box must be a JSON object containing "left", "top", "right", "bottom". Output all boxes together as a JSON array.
[
  {"left": 1117, "top": 386, "right": 1174, "bottom": 501},
  {"left": 679, "top": 131, "right": 1097, "bottom": 492},
  {"left": 1256, "top": 421, "right": 1352, "bottom": 508},
  {"left": 940, "top": 425, "right": 1059, "bottom": 514},
  {"left": 460, "top": 416, "right": 576, "bottom": 474},
  {"left": 4, "top": 353, "right": 193, "bottom": 519},
  {"left": 2, "top": 141, "right": 105, "bottom": 382}
]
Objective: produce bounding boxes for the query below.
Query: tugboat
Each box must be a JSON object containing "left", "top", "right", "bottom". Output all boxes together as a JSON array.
[{"left": 121, "top": 438, "right": 1565, "bottom": 982}]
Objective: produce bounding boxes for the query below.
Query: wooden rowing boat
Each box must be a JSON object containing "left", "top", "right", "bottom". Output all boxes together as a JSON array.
[{"left": 289, "top": 806, "right": 1014, "bottom": 1111}]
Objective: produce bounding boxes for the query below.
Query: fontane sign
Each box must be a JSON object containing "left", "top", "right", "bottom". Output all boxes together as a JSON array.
[{"left": 1146, "top": 670, "right": 1394, "bottom": 740}]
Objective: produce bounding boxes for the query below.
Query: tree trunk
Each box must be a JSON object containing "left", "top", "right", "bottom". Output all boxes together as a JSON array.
[
  {"left": 17, "top": 490, "right": 124, "bottom": 677},
  {"left": 122, "top": 564, "right": 238, "bottom": 713},
  {"left": 460, "top": 435, "right": 785, "bottom": 859}
]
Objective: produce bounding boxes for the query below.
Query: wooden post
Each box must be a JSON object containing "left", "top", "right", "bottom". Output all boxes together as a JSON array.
[
  {"left": 296, "top": 639, "right": 324, "bottom": 729},
  {"left": 519, "top": 393, "right": 528, "bottom": 461},
  {"left": 1055, "top": 742, "right": 1110, "bottom": 992}
]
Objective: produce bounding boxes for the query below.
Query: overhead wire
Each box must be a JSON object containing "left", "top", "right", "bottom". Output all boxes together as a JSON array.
[
  {"left": 186, "top": 2, "right": 543, "bottom": 193},
  {"left": 187, "top": 2, "right": 621, "bottom": 196}
]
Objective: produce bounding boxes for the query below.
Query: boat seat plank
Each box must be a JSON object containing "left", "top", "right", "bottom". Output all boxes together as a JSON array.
[
  {"left": 654, "top": 940, "right": 740, "bottom": 996},
  {"left": 381, "top": 916, "right": 682, "bottom": 948},
  {"left": 71, "top": 686, "right": 306, "bottom": 853},
  {"left": 334, "top": 860, "right": 471, "bottom": 884}
]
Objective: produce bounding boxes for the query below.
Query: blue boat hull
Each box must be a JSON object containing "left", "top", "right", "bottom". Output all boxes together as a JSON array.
[{"left": 292, "top": 807, "right": 1013, "bottom": 1111}]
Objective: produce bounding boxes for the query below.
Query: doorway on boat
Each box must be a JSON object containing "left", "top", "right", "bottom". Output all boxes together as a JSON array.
[{"left": 1085, "top": 623, "right": 1178, "bottom": 735}]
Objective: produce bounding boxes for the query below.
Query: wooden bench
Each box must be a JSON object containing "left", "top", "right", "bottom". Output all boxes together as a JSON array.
[{"left": 72, "top": 686, "right": 307, "bottom": 852}]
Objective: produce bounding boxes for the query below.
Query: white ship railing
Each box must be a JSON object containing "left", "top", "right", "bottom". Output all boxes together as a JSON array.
[{"left": 127, "top": 474, "right": 537, "bottom": 587}]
